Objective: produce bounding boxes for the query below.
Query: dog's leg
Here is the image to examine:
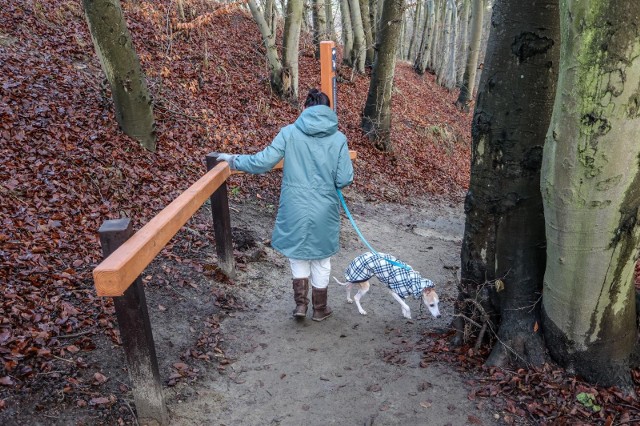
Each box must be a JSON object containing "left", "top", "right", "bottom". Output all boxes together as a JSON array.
[
  {"left": 353, "top": 281, "right": 370, "bottom": 315},
  {"left": 346, "top": 283, "right": 354, "bottom": 304},
  {"left": 389, "top": 290, "right": 412, "bottom": 319}
]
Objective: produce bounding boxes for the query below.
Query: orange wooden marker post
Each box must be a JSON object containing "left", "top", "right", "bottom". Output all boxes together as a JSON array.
[{"left": 320, "top": 40, "right": 337, "bottom": 110}]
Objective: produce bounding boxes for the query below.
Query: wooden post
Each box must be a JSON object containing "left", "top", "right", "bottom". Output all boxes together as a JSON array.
[
  {"left": 98, "top": 219, "right": 167, "bottom": 426},
  {"left": 320, "top": 40, "right": 337, "bottom": 110},
  {"left": 206, "top": 153, "right": 236, "bottom": 278}
]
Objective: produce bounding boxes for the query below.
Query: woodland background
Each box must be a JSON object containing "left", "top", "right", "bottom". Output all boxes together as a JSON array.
[{"left": 1, "top": 0, "right": 639, "bottom": 424}]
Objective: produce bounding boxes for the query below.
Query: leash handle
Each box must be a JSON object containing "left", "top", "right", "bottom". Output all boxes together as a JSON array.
[{"left": 336, "top": 188, "right": 412, "bottom": 271}]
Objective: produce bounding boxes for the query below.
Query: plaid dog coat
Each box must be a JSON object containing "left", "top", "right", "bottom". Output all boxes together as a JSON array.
[{"left": 344, "top": 252, "right": 434, "bottom": 299}]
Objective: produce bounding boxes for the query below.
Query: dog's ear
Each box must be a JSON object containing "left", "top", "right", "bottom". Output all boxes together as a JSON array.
[{"left": 423, "top": 287, "right": 432, "bottom": 294}]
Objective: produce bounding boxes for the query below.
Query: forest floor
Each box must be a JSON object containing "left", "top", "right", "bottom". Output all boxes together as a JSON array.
[{"left": 1, "top": 0, "right": 639, "bottom": 425}]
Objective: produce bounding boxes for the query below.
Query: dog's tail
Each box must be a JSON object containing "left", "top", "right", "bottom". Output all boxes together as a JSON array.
[{"left": 332, "top": 276, "right": 349, "bottom": 286}]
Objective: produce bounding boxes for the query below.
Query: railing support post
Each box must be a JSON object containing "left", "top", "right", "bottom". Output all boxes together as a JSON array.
[
  {"left": 98, "top": 219, "right": 167, "bottom": 426},
  {"left": 206, "top": 153, "right": 236, "bottom": 278}
]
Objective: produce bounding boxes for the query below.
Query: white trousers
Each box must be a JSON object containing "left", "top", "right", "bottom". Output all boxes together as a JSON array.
[{"left": 289, "top": 257, "right": 331, "bottom": 289}]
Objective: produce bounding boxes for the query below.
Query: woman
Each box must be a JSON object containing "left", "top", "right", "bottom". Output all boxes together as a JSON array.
[{"left": 216, "top": 89, "right": 354, "bottom": 321}]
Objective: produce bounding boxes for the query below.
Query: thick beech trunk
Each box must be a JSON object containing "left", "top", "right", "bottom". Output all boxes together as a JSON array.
[
  {"left": 455, "top": 0, "right": 560, "bottom": 368},
  {"left": 540, "top": 0, "right": 640, "bottom": 387},
  {"left": 84, "top": 0, "right": 157, "bottom": 151},
  {"left": 362, "top": 0, "right": 405, "bottom": 151}
]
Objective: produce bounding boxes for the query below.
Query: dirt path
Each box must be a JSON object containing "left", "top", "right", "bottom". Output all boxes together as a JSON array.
[{"left": 164, "top": 192, "right": 501, "bottom": 425}]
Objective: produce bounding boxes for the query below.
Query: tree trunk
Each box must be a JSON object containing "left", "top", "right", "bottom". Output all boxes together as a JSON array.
[
  {"left": 407, "top": 0, "right": 422, "bottom": 61},
  {"left": 348, "top": 0, "right": 367, "bottom": 72},
  {"left": 325, "top": 0, "right": 336, "bottom": 40},
  {"left": 264, "top": 0, "right": 277, "bottom": 35},
  {"left": 443, "top": 0, "right": 458, "bottom": 89},
  {"left": 369, "top": 0, "right": 378, "bottom": 51},
  {"left": 436, "top": 0, "right": 452, "bottom": 86},
  {"left": 455, "top": 0, "right": 560, "bottom": 369},
  {"left": 414, "top": 0, "right": 435, "bottom": 74},
  {"left": 455, "top": 0, "right": 484, "bottom": 111},
  {"left": 540, "top": 0, "right": 640, "bottom": 388},
  {"left": 456, "top": 0, "right": 470, "bottom": 84},
  {"left": 429, "top": 0, "right": 443, "bottom": 76},
  {"left": 247, "top": 0, "right": 285, "bottom": 95},
  {"left": 313, "top": 0, "right": 327, "bottom": 58},
  {"left": 283, "top": 0, "right": 303, "bottom": 100},
  {"left": 362, "top": 0, "right": 405, "bottom": 151},
  {"left": 84, "top": 0, "right": 157, "bottom": 152},
  {"left": 359, "top": 0, "right": 375, "bottom": 66},
  {"left": 340, "top": 0, "right": 354, "bottom": 66}
]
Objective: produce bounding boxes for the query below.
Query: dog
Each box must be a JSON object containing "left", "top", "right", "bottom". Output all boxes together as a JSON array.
[{"left": 333, "top": 252, "right": 441, "bottom": 320}]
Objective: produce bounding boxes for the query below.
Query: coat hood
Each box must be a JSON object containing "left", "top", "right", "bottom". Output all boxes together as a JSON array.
[{"left": 294, "top": 105, "right": 338, "bottom": 137}]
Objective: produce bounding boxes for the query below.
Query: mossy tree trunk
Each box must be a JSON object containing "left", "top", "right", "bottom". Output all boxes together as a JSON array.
[
  {"left": 84, "top": 0, "right": 156, "bottom": 151},
  {"left": 361, "top": 0, "right": 405, "bottom": 151},
  {"left": 455, "top": 0, "right": 560, "bottom": 368},
  {"left": 540, "top": 0, "right": 640, "bottom": 387}
]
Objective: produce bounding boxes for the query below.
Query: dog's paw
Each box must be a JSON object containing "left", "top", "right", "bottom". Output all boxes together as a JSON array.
[
  {"left": 347, "top": 298, "right": 353, "bottom": 304},
  {"left": 402, "top": 309, "right": 411, "bottom": 319},
  {"left": 358, "top": 309, "right": 367, "bottom": 315}
]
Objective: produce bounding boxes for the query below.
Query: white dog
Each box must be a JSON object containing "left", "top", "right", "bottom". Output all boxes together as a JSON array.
[{"left": 333, "top": 252, "right": 441, "bottom": 320}]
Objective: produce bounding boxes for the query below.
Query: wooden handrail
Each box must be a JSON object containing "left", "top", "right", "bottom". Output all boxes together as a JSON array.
[
  {"left": 93, "top": 150, "right": 357, "bottom": 296},
  {"left": 93, "top": 162, "right": 231, "bottom": 296}
]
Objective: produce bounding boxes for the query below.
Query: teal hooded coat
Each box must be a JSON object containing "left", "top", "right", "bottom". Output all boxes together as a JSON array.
[{"left": 234, "top": 105, "right": 354, "bottom": 259}]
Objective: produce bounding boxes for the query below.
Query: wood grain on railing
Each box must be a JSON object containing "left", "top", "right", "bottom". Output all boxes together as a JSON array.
[{"left": 93, "top": 162, "right": 230, "bottom": 296}]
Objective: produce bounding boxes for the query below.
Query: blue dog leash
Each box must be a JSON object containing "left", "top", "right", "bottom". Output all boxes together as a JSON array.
[{"left": 336, "top": 188, "right": 412, "bottom": 271}]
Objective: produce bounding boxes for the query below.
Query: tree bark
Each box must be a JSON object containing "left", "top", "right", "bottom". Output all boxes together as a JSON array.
[
  {"left": 340, "top": 0, "right": 354, "bottom": 66},
  {"left": 369, "top": 0, "right": 378, "bottom": 51},
  {"left": 407, "top": 0, "right": 422, "bottom": 61},
  {"left": 456, "top": 0, "right": 470, "bottom": 84},
  {"left": 313, "top": 0, "right": 327, "bottom": 58},
  {"left": 359, "top": 0, "right": 375, "bottom": 66},
  {"left": 414, "top": 0, "right": 435, "bottom": 74},
  {"left": 325, "top": 0, "right": 336, "bottom": 40},
  {"left": 455, "top": 0, "right": 560, "bottom": 369},
  {"left": 429, "top": 0, "right": 443, "bottom": 76},
  {"left": 541, "top": 0, "right": 640, "bottom": 387},
  {"left": 247, "top": 0, "right": 284, "bottom": 95},
  {"left": 362, "top": 0, "right": 405, "bottom": 151},
  {"left": 84, "top": 0, "right": 157, "bottom": 152},
  {"left": 283, "top": 0, "right": 303, "bottom": 100},
  {"left": 436, "top": 0, "right": 453, "bottom": 86},
  {"left": 349, "top": 0, "right": 367, "bottom": 72},
  {"left": 455, "top": 0, "right": 484, "bottom": 111}
]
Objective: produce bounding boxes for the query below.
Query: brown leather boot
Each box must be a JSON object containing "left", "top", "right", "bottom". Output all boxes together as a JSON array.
[
  {"left": 312, "top": 287, "right": 332, "bottom": 322},
  {"left": 292, "top": 278, "right": 309, "bottom": 318}
]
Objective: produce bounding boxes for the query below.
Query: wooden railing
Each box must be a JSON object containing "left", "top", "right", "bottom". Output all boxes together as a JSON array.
[{"left": 92, "top": 150, "right": 356, "bottom": 424}]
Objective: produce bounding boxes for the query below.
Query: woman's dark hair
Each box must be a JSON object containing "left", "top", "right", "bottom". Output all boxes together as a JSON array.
[{"left": 304, "top": 88, "right": 330, "bottom": 108}]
